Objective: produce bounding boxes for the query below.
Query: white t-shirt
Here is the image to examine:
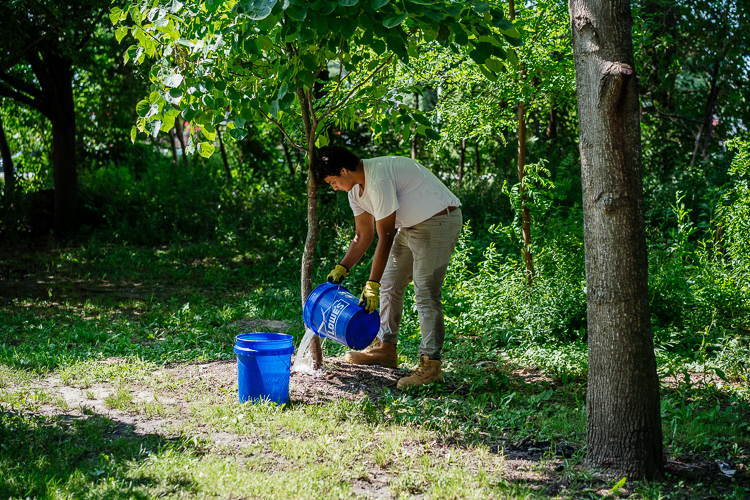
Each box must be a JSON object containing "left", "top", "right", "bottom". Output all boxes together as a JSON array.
[{"left": 347, "top": 156, "right": 461, "bottom": 228}]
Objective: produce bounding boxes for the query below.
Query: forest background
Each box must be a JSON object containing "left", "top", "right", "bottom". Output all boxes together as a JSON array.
[{"left": 1, "top": 0, "right": 749, "bottom": 498}]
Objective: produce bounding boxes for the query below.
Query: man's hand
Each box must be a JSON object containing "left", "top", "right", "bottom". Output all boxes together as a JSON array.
[
  {"left": 326, "top": 264, "right": 349, "bottom": 284},
  {"left": 358, "top": 280, "right": 380, "bottom": 314}
]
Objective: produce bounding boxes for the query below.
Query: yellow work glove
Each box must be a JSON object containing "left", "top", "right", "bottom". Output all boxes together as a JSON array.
[
  {"left": 326, "top": 264, "right": 349, "bottom": 284},
  {"left": 358, "top": 280, "right": 380, "bottom": 314}
]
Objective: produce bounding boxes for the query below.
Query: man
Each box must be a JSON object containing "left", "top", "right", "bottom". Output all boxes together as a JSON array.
[{"left": 312, "top": 145, "right": 462, "bottom": 389}]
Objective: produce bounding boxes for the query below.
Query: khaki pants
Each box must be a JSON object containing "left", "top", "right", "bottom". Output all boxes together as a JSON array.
[{"left": 378, "top": 208, "right": 462, "bottom": 360}]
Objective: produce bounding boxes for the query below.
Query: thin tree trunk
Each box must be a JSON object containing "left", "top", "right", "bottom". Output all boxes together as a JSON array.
[
  {"left": 569, "top": 0, "right": 663, "bottom": 479},
  {"left": 510, "top": 0, "right": 534, "bottom": 286},
  {"left": 281, "top": 139, "right": 295, "bottom": 176},
  {"left": 216, "top": 126, "right": 232, "bottom": 184},
  {"left": 691, "top": 59, "right": 722, "bottom": 165},
  {"left": 174, "top": 118, "right": 188, "bottom": 166},
  {"left": 169, "top": 129, "right": 178, "bottom": 166},
  {"left": 546, "top": 106, "right": 558, "bottom": 139},
  {"left": 475, "top": 139, "right": 481, "bottom": 175},
  {"left": 411, "top": 92, "right": 419, "bottom": 160},
  {"left": 458, "top": 138, "right": 465, "bottom": 190},
  {"left": 297, "top": 87, "right": 323, "bottom": 370},
  {"left": 0, "top": 116, "right": 15, "bottom": 198}
]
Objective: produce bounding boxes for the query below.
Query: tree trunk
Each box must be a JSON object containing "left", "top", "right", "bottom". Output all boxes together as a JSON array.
[
  {"left": 546, "top": 106, "right": 558, "bottom": 139},
  {"left": 475, "top": 139, "right": 481, "bottom": 175},
  {"left": 517, "top": 101, "right": 534, "bottom": 285},
  {"left": 169, "top": 129, "right": 178, "bottom": 166},
  {"left": 281, "top": 139, "right": 295, "bottom": 176},
  {"left": 297, "top": 87, "right": 323, "bottom": 370},
  {"left": 216, "top": 126, "right": 232, "bottom": 184},
  {"left": 510, "top": 0, "right": 534, "bottom": 286},
  {"left": 411, "top": 92, "right": 419, "bottom": 160},
  {"left": 458, "top": 138, "right": 465, "bottom": 190},
  {"left": 45, "top": 55, "right": 78, "bottom": 237},
  {"left": 691, "top": 59, "right": 722, "bottom": 166},
  {"left": 174, "top": 118, "right": 188, "bottom": 166},
  {"left": 569, "top": 0, "right": 663, "bottom": 479},
  {"left": 0, "top": 116, "right": 15, "bottom": 198}
]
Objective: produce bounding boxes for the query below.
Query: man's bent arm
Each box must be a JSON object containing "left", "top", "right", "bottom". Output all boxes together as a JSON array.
[{"left": 340, "top": 212, "right": 375, "bottom": 271}]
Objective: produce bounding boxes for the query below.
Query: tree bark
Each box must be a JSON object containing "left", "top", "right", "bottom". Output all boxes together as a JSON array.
[
  {"left": 174, "top": 118, "right": 188, "bottom": 166},
  {"left": 510, "top": 0, "right": 534, "bottom": 286},
  {"left": 475, "top": 139, "right": 481, "bottom": 175},
  {"left": 458, "top": 138, "right": 465, "bottom": 190},
  {"left": 297, "top": 87, "right": 323, "bottom": 370},
  {"left": 546, "top": 106, "right": 558, "bottom": 139},
  {"left": 569, "top": 0, "right": 663, "bottom": 479},
  {"left": 411, "top": 92, "right": 419, "bottom": 160},
  {"left": 169, "top": 129, "right": 178, "bottom": 166},
  {"left": 0, "top": 115, "right": 15, "bottom": 197},
  {"left": 216, "top": 126, "right": 232, "bottom": 184}
]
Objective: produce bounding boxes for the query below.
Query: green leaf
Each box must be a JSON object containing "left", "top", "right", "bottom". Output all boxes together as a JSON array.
[
  {"left": 493, "top": 19, "right": 514, "bottom": 31},
  {"left": 163, "top": 89, "right": 183, "bottom": 105},
  {"left": 115, "top": 26, "right": 128, "bottom": 43},
  {"left": 714, "top": 367, "right": 729, "bottom": 382},
  {"left": 241, "top": 0, "right": 278, "bottom": 20},
  {"left": 472, "top": 1, "right": 491, "bottom": 13},
  {"left": 286, "top": 5, "right": 307, "bottom": 21},
  {"left": 197, "top": 141, "right": 215, "bottom": 158},
  {"left": 169, "top": 0, "right": 184, "bottom": 13},
  {"left": 136, "top": 100, "right": 150, "bottom": 117},
  {"left": 200, "top": 123, "right": 217, "bottom": 141},
  {"left": 270, "top": 99, "right": 280, "bottom": 118},
  {"left": 478, "top": 64, "right": 498, "bottom": 81},
  {"left": 130, "top": 126, "right": 137, "bottom": 143},
  {"left": 424, "top": 128, "right": 440, "bottom": 141},
  {"left": 436, "top": 24, "right": 451, "bottom": 44},
  {"left": 469, "top": 49, "right": 486, "bottom": 65},
  {"left": 422, "top": 9, "right": 444, "bottom": 22},
  {"left": 338, "top": 0, "right": 359, "bottom": 5},
  {"left": 371, "top": 0, "right": 389, "bottom": 8},
  {"left": 485, "top": 58, "right": 504, "bottom": 72},
  {"left": 315, "top": 133, "right": 330, "bottom": 147},
  {"left": 162, "top": 73, "right": 184, "bottom": 88},
  {"left": 609, "top": 477, "right": 627, "bottom": 494},
  {"left": 383, "top": 12, "right": 408, "bottom": 29},
  {"left": 229, "top": 128, "right": 248, "bottom": 140},
  {"left": 109, "top": 6, "right": 123, "bottom": 25},
  {"left": 503, "top": 33, "right": 524, "bottom": 47},
  {"left": 507, "top": 47, "right": 518, "bottom": 66},
  {"left": 182, "top": 105, "right": 199, "bottom": 122}
]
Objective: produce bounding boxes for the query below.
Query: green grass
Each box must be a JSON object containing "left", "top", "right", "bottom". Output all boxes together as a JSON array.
[{"left": 1, "top": 238, "right": 749, "bottom": 499}]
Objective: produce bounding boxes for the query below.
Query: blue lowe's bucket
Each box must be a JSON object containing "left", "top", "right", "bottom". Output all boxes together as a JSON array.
[
  {"left": 303, "top": 282, "right": 379, "bottom": 350},
  {"left": 234, "top": 333, "right": 294, "bottom": 404}
]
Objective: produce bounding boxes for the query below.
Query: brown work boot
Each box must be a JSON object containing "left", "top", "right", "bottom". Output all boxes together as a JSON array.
[
  {"left": 397, "top": 355, "right": 442, "bottom": 389},
  {"left": 344, "top": 338, "right": 398, "bottom": 367}
]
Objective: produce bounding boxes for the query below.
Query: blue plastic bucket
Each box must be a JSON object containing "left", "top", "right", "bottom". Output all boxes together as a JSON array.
[
  {"left": 303, "top": 282, "right": 379, "bottom": 350},
  {"left": 234, "top": 333, "right": 294, "bottom": 404}
]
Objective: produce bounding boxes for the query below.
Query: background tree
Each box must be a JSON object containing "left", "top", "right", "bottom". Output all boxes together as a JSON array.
[
  {"left": 569, "top": 0, "right": 663, "bottom": 479},
  {"left": 0, "top": 0, "right": 111, "bottom": 236},
  {"left": 116, "top": 0, "right": 521, "bottom": 368}
]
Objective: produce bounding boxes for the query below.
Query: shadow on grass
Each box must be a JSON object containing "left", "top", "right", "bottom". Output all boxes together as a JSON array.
[{"left": 0, "top": 409, "right": 198, "bottom": 498}]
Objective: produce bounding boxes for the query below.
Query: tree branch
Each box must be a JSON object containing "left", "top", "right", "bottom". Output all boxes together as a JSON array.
[
  {"left": 0, "top": 70, "right": 44, "bottom": 101},
  {"left": 256, "top": 108, "right": 306, "bottom": 151},
  {"left": 0, "top": 21, "right": 64, "bottom": 72},
  {"left": 323, "top": 54, "right": 395, "bottom": 119},
  {"left": 0, "top": 83, "right": 48, "bottom": 117}
]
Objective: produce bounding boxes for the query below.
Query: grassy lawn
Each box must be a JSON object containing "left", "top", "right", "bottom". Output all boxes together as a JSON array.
[{"left": 1, "top": 240, "right": 748, "bottom": 499}]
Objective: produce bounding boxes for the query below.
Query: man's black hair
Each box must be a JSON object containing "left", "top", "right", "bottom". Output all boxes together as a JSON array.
[{"left": 312, "top": 146, "right": 360, "bottom": 185}]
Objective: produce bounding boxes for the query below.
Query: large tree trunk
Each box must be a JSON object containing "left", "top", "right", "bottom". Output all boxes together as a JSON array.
[
  {"left": 47, "top": 56, "right": 78, "bottom": 237},
  {"left": 569, "top": 0, "right": 663, "bottom": 479},
  {"left": 0, "top": 116, "right": 15, "bottom": 198}
]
